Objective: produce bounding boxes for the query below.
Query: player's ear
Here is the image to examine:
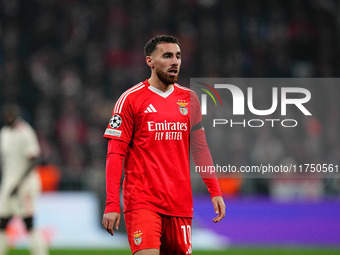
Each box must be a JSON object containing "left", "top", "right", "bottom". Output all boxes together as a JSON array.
[{"left": 146, "top": 56, "right": 154, "bottom": 68}]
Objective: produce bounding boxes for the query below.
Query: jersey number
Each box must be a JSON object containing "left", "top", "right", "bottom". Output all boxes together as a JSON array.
[{"left": 181, "top": 225, "right": 192, "bottom": 245}]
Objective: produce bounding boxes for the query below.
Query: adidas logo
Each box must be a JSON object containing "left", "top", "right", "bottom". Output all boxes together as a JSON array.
[{"left": 144, "top": 104, "right": 157, "bottom": 113}]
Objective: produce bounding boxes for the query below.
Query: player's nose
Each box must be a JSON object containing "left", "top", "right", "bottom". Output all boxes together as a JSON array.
[{"left": 171, "top": 56, "right": 179, "bottom": 66}]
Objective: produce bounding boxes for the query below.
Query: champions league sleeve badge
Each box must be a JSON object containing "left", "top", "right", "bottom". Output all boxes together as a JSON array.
[
  {"left": 109, "top": 114, "right": 122, "bottom": 128},
  {"left": 177, "top": 100, "right": 188, "bottom": 115}
]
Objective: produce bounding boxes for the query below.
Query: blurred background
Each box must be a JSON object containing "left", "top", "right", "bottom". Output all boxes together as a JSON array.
[{"left": 0, "top": 0, "right": 340, "bottom": 252}]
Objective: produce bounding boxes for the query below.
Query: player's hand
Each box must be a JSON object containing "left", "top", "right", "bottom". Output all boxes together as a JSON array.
[
  {"left": 10, "top": 186, "right": 19, "bottom": 197},
  {"left": 102, "top": 212, "right": 121, "bottom": 236},
  {"left": 211, "top": 196, "right": 225, "bottom": 223}
]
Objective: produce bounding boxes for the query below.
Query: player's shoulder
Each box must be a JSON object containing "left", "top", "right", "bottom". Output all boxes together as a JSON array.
[
  {"left": 16, "top": 119, "right": 35, "bottom": 133},
  {"left": 174, "top": 83, "right": 199, "bottom": 99},
  {"left": 114, "top": 81, "right": 146, "bottom": 113},
  {"left": 174, "top": 83, "right": 191, "bottom": 92},
  {"left": 122, "top": 82, "right": 146, "bottom": 96},
  {"left": 5, "top": 119, "right": 37, "bottom": 138}
]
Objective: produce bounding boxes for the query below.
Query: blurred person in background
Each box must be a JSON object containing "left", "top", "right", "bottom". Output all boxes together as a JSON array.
[
  {"left": 102, "top": 35, "right": 225, "bottom": 255},
  {"left": 0, "top": 104, "right": 48, "bottom": 255}
]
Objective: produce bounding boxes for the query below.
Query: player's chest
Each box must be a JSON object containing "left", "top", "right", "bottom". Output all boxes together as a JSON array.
[
  {"left": 136, "top": 96, "right": 190, "bottom": 124},
  {"left": 0, "top": 130, "right": 25, "bottom": 156},
  {"left": 133, "top": 96, "right": 190, "bottom": 141}
]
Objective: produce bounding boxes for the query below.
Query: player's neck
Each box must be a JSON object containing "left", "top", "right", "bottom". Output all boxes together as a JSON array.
[
  {"left": 148, "top": 77, "right": 173, "bottom": 92},
  {"left": 5, "top": 117, "right": 20, "bottom": 128}
]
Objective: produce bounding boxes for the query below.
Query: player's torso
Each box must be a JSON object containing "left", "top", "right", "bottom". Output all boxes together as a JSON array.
[
  {"left": 123, "top": 84, "right": 194, "bottom": 216},
  {"left": 0, "top": 123, "right": 30, "bottom": 178},
  {"left": 131, "top": 85, "right": 191, "bottom": 145}
]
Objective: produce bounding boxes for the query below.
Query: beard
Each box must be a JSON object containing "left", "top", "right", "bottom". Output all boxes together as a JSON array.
[{"left": 155, "top": 68, "right": 179, "bottom": 85}]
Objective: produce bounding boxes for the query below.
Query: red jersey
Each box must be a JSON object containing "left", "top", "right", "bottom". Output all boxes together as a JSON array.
[{"left": 104, "top": 79, "right": 221, "bottom": 218}]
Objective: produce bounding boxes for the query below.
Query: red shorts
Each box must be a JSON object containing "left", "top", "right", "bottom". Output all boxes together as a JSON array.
[{"left": 124, "top": 209, "right": 192, "bottom": 255}]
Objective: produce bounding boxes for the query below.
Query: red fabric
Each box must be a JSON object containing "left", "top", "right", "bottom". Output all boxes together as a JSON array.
[
  {"left": 125, "top": 209, "right": 192, "bottom": 255},
  {"left": 104, "top": 139, "right": 128, "bottom": 214},
  {"left": 190, "top": 90, "right": 222, "bottom": 198},
  {"left": 191, "top": 128, "right": 222, "bottom": 198},
  {"left": 103, "top": 80, "right": 222, "bottom": 217}
]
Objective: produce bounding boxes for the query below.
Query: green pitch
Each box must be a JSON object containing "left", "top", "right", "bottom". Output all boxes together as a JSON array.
[{"left": 7, "top": 248, "right": 340, "bottom": 255}]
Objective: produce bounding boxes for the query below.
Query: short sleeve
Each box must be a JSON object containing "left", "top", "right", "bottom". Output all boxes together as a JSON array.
[
  {"left": 103, "top": 94, "right": 134, "bottom": 144},
  {"left": 24, "top": 125, "right": 40, "bottom": 158}
]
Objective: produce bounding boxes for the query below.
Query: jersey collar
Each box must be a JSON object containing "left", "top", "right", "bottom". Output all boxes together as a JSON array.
[{"left": 145, "top": 79, "right": 174, "bottom": 98}]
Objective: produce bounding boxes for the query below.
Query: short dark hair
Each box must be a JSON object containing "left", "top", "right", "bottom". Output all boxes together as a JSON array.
[{"left": 144, "top": 35, "right": 180, "bottom": 56}]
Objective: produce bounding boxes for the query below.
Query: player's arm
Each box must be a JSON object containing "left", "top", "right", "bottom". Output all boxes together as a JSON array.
[
  {"left": 11, "top": 125, "right": 41, "bottom": 196},
  {"left": 191, "top": 126, "right": 226, "bottom": 223},
  {"left": 102, "top": 89, "right": 134, "bottom": 235},
  {"left": 102, "top": 138, "right": 128, "bottom": 236},
  {"left": 190, "top": 91, "right": 225, "bottom": 222},
  {"left": 11, "top": 156, "right": 39, "bottom": 196}
]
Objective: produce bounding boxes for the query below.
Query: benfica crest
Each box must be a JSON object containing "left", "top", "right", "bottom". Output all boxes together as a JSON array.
[
  {"left": 133, "top": 231, "right": 143, "bottom": 245},
  {"left": 177, "top": 100, "right": 188, "bottom": 115}
]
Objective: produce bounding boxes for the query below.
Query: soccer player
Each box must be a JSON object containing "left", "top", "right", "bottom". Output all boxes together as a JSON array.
[
  {"left": 0, "top": 104, "right": 48, "bottom": 255},
  {"left": 102, "top": 35, "right": 225, "bottom": 255}
]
